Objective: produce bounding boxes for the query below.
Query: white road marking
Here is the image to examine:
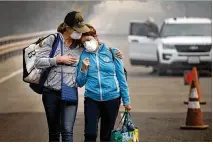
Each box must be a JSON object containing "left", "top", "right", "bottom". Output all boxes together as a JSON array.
[{"left": 0, "top": 69, "right": 22, "bottom": 84}]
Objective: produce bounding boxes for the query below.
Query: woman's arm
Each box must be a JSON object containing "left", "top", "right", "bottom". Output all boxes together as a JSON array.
[
  {"left": 115, "top": 48, "right": 123, "bottom": 59},
  {"left": 112, "top": 48, "right": 130, "bottom": 106},
  {"left": 76, "top": 54, "right": 89, "bottom": 88},
  {"left": 35, "top": 35, "right": 78, "bottom": 69},
  {"left": 34, "top": 35, "right": 58, "bottom": 69}
]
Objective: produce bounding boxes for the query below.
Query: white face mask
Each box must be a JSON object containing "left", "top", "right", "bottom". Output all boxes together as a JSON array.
[
  {"left": 71, "top": 31, "right": 82, "bottom": 39},
  {"left": 84, "top": 39, "right": 98, "bottom": 52}
]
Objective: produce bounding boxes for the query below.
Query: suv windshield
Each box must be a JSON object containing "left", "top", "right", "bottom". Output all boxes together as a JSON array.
[
  {"left": 130, "top": 22, "right": 159, "bottom": 36},
  {"left": 160, "top": 23, "right": 212, "bottom": 37}
]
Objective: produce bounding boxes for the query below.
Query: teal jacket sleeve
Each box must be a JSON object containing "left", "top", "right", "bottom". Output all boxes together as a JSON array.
[
  {"left": 112, "top": 48, "right": 130, "bottom": 105},
  {"left": 76, "top": 52, "right": 88, "bottom": 88}
]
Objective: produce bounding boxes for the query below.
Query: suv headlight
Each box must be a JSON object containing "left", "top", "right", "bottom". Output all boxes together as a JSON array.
[{"left": 163, "top": 44, "right": 176, "bottom": 49}]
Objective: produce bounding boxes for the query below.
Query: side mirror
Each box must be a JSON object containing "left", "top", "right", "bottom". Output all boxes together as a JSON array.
[{"left": 147, "top": 32, "right": 158, "bottom": 39}]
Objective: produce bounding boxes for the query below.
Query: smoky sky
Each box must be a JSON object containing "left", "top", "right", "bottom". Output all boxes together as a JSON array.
[
  {"left": 0, "top": 1, "right": 211, "bottom": 37},
  {"left": 0, "top": 1, "right": 99, "bottom": 37}
]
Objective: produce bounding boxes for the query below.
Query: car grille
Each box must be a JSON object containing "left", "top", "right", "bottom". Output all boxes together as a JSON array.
[{"left": 175, "top": 45, "right": 212, "bottom": 52}]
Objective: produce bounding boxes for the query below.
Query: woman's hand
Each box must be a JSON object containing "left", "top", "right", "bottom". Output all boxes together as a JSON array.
[
  {"left": 56, "top": 55, "right": 77, "bottom": 65},
  {"left": 124, "top": 104, "right": 132, "bottom": 111},
  {"left": 115, "top": 49, "right": 123, "bottom": 59},
  {"left": 81, "top": 58, "right": 90, "bottom": 72}
]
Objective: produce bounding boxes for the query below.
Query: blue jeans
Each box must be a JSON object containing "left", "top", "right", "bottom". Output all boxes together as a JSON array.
[{"left": 42, "top": 87, "right": 78, "bottom": 142}]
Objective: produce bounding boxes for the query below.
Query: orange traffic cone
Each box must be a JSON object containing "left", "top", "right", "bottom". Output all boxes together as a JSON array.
[
  {"left": 180, "top": 80, "right": 208, "bottom": 130},
  {"left": 184, "top": 67, "right": 206, "bottom": 105}
]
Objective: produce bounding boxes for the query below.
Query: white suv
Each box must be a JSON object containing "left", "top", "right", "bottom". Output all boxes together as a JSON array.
[{"left": 128, "top": 17, "right": 212, "bottom": 75}]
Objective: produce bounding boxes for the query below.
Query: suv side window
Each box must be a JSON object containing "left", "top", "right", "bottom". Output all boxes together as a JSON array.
[
  {"left": 145, "top": 23, "right": 159, "bottom": 35},
  {"left": 130, "top": 23, "right": 149, "bottom": 36}
]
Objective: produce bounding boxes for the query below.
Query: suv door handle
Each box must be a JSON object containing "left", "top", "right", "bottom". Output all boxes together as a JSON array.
[{"left": 131, "top": 39, "right": 139, "bottom": 43}]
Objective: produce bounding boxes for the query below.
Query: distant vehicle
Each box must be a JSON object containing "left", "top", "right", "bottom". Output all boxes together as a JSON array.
[{"left": 128, "top": 17, "right": 212, "bottom": 75}]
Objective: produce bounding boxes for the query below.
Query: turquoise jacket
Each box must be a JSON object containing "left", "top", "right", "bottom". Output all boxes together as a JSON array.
[{"left": 76, "top": 43, "right": 130, "bottom": 105}]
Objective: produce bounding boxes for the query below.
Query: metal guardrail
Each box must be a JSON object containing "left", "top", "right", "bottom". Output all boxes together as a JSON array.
[
  {"left": 0, "top": 31, "right": 127, "bottom": 62},
  {"left": 0, "top": 30, "right": 56, "bottom": 46},
  {"left": 0, "top": 30, "right": 56, "bottom": 62}
]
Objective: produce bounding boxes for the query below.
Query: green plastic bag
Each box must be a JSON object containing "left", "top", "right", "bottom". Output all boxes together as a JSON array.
[{"left": 111, "top": 111, "right": 139, "bottom": 142}]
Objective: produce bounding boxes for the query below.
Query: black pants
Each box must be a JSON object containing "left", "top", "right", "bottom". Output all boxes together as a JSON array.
[{"left": 84, "top": 97, "right": 121, "bottom": 142}]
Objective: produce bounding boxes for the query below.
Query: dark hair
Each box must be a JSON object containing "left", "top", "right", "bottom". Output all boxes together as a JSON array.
[{"left": 57, "top": 22, "right": 67, "bottom": 34}]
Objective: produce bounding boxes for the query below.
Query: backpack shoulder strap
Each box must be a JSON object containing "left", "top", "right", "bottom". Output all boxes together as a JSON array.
[
  {"left": 109, "top": 47, "right": 115, "bottom": 61},
  {"left": 49, "top": 33, "right": 59, "bottom": 58},
  {"left": 36, "top": 34, "right": 56, "bottom": 45},
  {"left": 50, "top": 34, "right": 57, "bottom": 47},
  {"left": 109, "top": 47, "right": 128, "bottom": 80}
]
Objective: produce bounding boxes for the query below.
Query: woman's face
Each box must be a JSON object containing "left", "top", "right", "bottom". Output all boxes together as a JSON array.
[
  {"left": 66, "top": 26, "right": 83, "bottom": 40},
  {"left": 81, "top": 35, "right": 100, "bottom": 52},
  {"left": 81, "top": 35, "right": 99, "bottom": 45},
  {"left": 81, "top": 36, "right": 94, "bottom": 43}
]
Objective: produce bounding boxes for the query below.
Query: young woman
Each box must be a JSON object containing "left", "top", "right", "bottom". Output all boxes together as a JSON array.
[
  {"left": 76, "top": 24, "right": 131, "bottom": 142},
  {"left": 34, "top": 12, "right": 123, "bottom": 142}
]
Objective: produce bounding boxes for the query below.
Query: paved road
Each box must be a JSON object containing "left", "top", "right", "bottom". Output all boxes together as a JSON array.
[{"left": 0, "top": 35, "right": 211, "bottom": 142}]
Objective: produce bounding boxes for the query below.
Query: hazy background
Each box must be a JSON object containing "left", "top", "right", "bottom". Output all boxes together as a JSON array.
[
  {"left": 0, "top": 1, "right": 212, "bottom": 142},
  {"left": 0, "top": 0, "right": 211, "bottom": 37}
]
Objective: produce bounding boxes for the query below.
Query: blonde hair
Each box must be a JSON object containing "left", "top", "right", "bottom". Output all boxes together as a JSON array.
[{"left": 57, "top": 22, "right": 67, "bottom": 34}]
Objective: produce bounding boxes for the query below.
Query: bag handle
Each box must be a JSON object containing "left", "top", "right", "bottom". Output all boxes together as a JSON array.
[
  {"left": 116, "top": 110, "right": 131, "bottom": 129},
  {"left": 123, "top": 111, "right": 132, "bottom": 125},
  {"left": 36, "top": 34, "right": 56, "bottom": 45},
  {"left": 109, "top": 47, "right": 115, "bottom": 61}
]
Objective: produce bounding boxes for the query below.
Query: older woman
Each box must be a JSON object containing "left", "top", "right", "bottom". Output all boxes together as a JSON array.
[{"left": 77, "top": 24, "right": 131, "bottom": 142}]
